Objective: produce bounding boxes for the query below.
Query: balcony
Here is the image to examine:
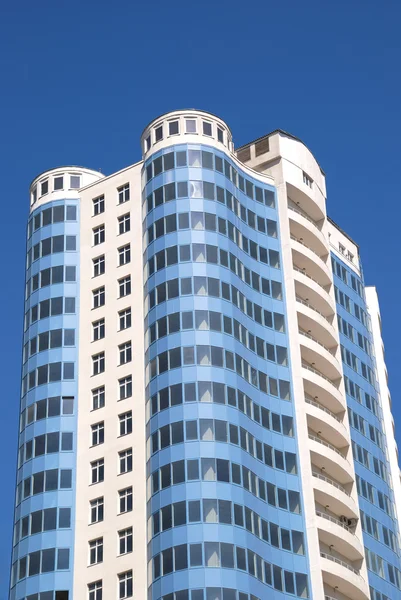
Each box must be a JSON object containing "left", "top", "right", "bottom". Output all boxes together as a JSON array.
[
  {"left": 294, "top": 266, "right": 335, "bottom": 318},
  {"left": 296, "top": 295, "right": 338, "bottom": 348},
  {"left": 299, "top": 329, "right": 342, "bottom": 381},
  {"left": 312, "top": 471, "right": 359, "bottom": 519},
  {"left": 291, "top": 237, "right": 331, "bottom": 287},
  {"left": 309, "top": 433, "right": 353, "bottom": 484},
  {"left": 302, "top": 361, "right": 346, "bottom": 413},
  {"left": 320, "top": 553, "right": 369, "bottom": 600},
  {"left": 316, "top": 511, "right": 364, "bottom": 561},
  {"left": 288, "top": 203, "right": 328, "bottom": 257},
  {"left": 287, "top": 184, "right": 326, "bottom": 222},
  {"left": 305, "top": 395, "right": 348, "bottom": 448}
]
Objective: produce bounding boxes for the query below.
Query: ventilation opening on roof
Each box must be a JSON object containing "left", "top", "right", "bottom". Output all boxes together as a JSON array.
[
  {"left": 255, "top": 137, "right": 270, "bottom": 157},
  {"left": 237, "top": 147, "right": 251, "bottom": 162}
]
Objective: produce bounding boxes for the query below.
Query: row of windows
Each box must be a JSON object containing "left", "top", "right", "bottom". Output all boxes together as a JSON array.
[
  {"left": 338, "top": 315, "right": 371, "bottom": 356},
  {"left": 27, "top": 235, "right": 77, "bottom": 268},
  {"left": 14, "top": 507, "right": 71, "bottom": 545},
  {"left": 147, "top": 244, "right": 282, "bottom": 299},
  {"left": 24, "top": 297, "right": 76, "bottom": 331},
  {"left": 93, "top": 213, "right": 131, "bottom": 247},
  {"left": 348, "top": 407, "right": 384, "bottom": 450},
  {"left": 92, "top": 183, "right": 130, "bottom": 216},
  {"left": 145, "top": 179, "right": 275, "bottom": 221},
  {"left": 144, "top": 117, "right": 228, "bottom": 151},
  {"left": 18, "top": 432, "right": 73, "bottom": 467},
  {"left": 365, "top": 546, "right": 401, "bottom": 590},
  {"left": 370, "top": 587, "right": 391, "bottom": 600},
  {"left": 22, "top": 362, "right": 75, "bottom": 396},
  {"left": 33, "top": 172, "right": 80, "bottom": 202},
  {"left": 144, "top": 148, "right": 275, "bottom": 209},
  {"left": 147, "top": 344, "right": 291, "bottom": 401},
  {"left": 16, "top": 469, "right": 72, "bottom": 506},
  {"left": 150, "top": 542, "right": 308, "bottom": 598},
  {"left": 91, "top": 341, "right": 132, "bottom": 375},
  {"left": 352, "top": 440, "right": 388, "bottom": 483},
  {"left": 147, "top": 309, "right": 288, "bottom": 365},
  {"left": 341, "top": 344, "right": 375, "bottom": 385},
  {"left": 150, "top": 418, "right": 297, "bottom": 475},
  {"left": 28, "top": 204, "right": 77, "bottom": 237},
  {"left": 148, "top": 382, "right": 294, "bottom": 438},
  {"left": 344, "top": 375, "right": 380, "bottom": 417},
  {"left": 155, "top": 587, "right": 265, "bottom": 600},
  {"left": 361, "top": 510, "right": 399, "bottom": 555},
  {"left": 23, "top": 329, "right": 75, "bottom": 363},
  {"left": 331, "top": 256, "right": 364, "bottom": 298},
  {"left": 88, "top": 570, "right": 132, "bottom": 600},
  {"left": 16, "top": 591, "right": 67, "bottom": 600},
  {"left": 12, "top": 548, "right": 70, "bottom": 585},
  {"left": 90, "top": 411, "right": 132, "bottom": 446},
  {"left": 92, "top": 309, "right": 131, "bottom": 342},
  {"left": 146, "top": 213, "right": 278, "bottom": 271},
  {"left": 356, "top": 474, "right": 394, "bottom": 519},
  {"left": 146, "top": 211, "right": 278, "bottom": 252},
  {"left": 147, "top": 277, "right": 286, "bottom": 333},
  {"left": 26, "top": 266, "right": 76, "bottom": 300},
  {"left": 88, "top": 527, "right": 133, "bottom": 565},
  {"left": 335, "top": 285, "right": 369, "bottom": 329},
  {"left": 149, "top": 499, "right": 304, "bottom": 555},
  {"left": 91, "top": 376, "right": 133, "bottom": 413},
  {"left": 92, "top": 275, "right": 131, "bottom": 308},
  {"left": 89, "top": 464, "right": 132, "bottom": 514},
  {"left": 92, "top": 242, "right": 131, "bottom": 277},
  {"left": 150, "top": 458, "right": 301, "bottom": 514},
  {"left": 20, "top": 396, "right": 74, "bottom": 433}
]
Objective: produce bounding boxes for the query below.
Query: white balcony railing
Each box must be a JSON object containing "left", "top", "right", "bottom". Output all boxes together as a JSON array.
[
  {"left": 309, "top": 434, "right": 347, "bottom": 459},
  {"left": 320, "top": 551, "right": 360, "bottom": 575},
  {"left": 316, "top": 510, "right": 354, "bottom": 533},
  {"left": 312, "top": 471, "right": 349, "bottom": 495},
  {"left": 305, "top": 395, "right": 341, "bottom": 423}
]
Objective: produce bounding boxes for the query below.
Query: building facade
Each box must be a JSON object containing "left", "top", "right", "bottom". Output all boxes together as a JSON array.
[{"left": 9, "top": 110, "right": 401, "bottom": 600}]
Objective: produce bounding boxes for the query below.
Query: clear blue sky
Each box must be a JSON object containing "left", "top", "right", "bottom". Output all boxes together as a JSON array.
[{"left": 1, "top": 0, "right": 400, "bottom": 594}]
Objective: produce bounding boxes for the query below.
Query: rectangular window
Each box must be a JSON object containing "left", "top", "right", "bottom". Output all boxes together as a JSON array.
[
  {"left": 302, "top": 172, "right": 313, "bottom": 188},
  {"left": 91, "top": 459, "right": 104, "bottom": 484},
  {"left": 93, "top": 196, "right": 105, "bottom": 216},
  {"left": 119, "top": 487, "right": 133, "bottom": 513},
  {"left": 119, "top": 376, "right": 132, "bottom": 400},
  {"left": 119, "top": 448, "right": 133, "bottom": 474},
  {"left": 118, "top": 213, "right": 130, "bottom": 235},
  {"left": 93, "top": 225, "right": 105, "bottom": 246},
  {"left": 119, "top": 341, "right": 132, "bottom": 365},
  {"left": 93, "top": 287, "right": 105, "bottom": 308},
  {"left": 119, "top": 527, "right": 133, "bottom": 555},
  {"left": 119, "top": 308, "right": 131, "bottom": 330},
  {"left": 88, "top": 580, "right": 102, "bottom": 600},
  {"left": 54, "top": 176, "right": 64, "bottom": 190},
  {"left": 118, "top": 244, "right": 131, "bottom": 266},
  {"left": 89, "top": 538, "right": 103, "bottom": 565},
  {"left": 93, "top": 318, "right": 105, "bottom": 341},
  {"left": 119, "top": 276, "right": 131, "bottom": 298},
  {"left": 118, "top": 184, "right": 130, "bottom": 204},
  {"left": 92, "top": 352, "right": 105, "bottom": 375},
  {"left": 91, "top": 422, "right": 104, "bottom": 446},
  {"left": 92, "top": 386, "right": 105, "bottom": 410},
  {"left": 90, "top": 497, "right": 104, "bottom": 524},
  {"left": 119, "top": 411, "right": 132, "bottom": 436},
  {"left": 93, "top": 255, "right": 105, "bottom": 277}
]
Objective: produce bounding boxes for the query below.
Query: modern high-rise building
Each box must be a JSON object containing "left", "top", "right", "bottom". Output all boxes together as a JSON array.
[{"left": 9, "top": 109, "right": 401, "bottom": 600}]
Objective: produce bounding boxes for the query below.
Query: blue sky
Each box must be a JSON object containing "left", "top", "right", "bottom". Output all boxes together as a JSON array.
[{"left": 1, "top": 0, "right": 400, "bottom": 594}]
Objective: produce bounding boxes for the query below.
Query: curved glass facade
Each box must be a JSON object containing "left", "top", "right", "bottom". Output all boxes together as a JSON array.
[
  {"left": 143, "top": 144, "right": 310, "bottom": 600},
  {"left": 333, "top": 254, "right": 401, "bottom": 599},
  {"left": 10, "top": 199, "right": 80, "bottom": 600}
]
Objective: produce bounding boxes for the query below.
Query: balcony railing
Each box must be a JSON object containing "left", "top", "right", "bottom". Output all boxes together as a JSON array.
[
  {"left": 305, "top": 395, "right": 342, "bottom": 423},
  {"left": 294, "top": 264, "right": 328, "bottom": 291},
  {"left": 316, "top": 510, "right": 354, "bottom": 533},
  {"left": 308, "top": 434, "right": 347, "bottom": 459},
  {"left": 302, "top": 361, "right": 337, "bottom": 386},
  {"left": 288, "top": 203, "right": 321, "bottom": 229},
  {"left": 299, "top": 328, "right": 336, "bottom": 356},
  {"left": 320, "top": 551, "right": 360, "bottom": 575},
  {"left": 290, "top": 234, "right": 324, "bottom": 259},
  {"left": 312, "top": 470, "right": 349, "bottom": 495},
  {"left": 296, "top": 295, "right": 332, "bottom": 323}
]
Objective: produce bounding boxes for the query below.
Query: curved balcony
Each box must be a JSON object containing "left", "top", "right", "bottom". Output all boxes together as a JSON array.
[
  {"left": 287, "top": 184, "right": 326, "bottom": 222},
  {"left": 296, "top": 295, "right": 338, "bottom": 348},
  {"left": 309, "top": 434, "right": 353, "bottom": 485},
  {"left": 288, "top": 204, "right": 328, "bottom": 257},
  {"left": 320, "top": 554, "right": 369, "bottom": 600},
  {"left": 294, "top": 267, "right": 335, "bottom": 318},
  {"left": 291, "top": 238, "right": 331, "bottom": 287},
  {"left": 302, "top": 361, "right": 346, "bottom": 414},
  {"left": 312, "top": 471, "right": 359, "bottom": 519},
  {"left": 305, "top": 396, "right": 348, "bottom": 448},
  {"left": 316, "top": 511, "right": 364, "bottom": 561},
  {"left": 299, "top": 329, "right": 342, "bottom": 381}
]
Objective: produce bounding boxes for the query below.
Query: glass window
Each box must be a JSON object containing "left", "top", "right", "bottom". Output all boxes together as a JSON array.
[
  {"left": 169, "top": 120, "right": 179, "bottom": 135},
  {"left": 70, "top": 175, "right": 81, "bottom": 188},
  {"left": 186, "top": 119, "right": 196, "bottom": 133},
  {"left": 54, "top": 176, "right": 64, "bottom": 190}
]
